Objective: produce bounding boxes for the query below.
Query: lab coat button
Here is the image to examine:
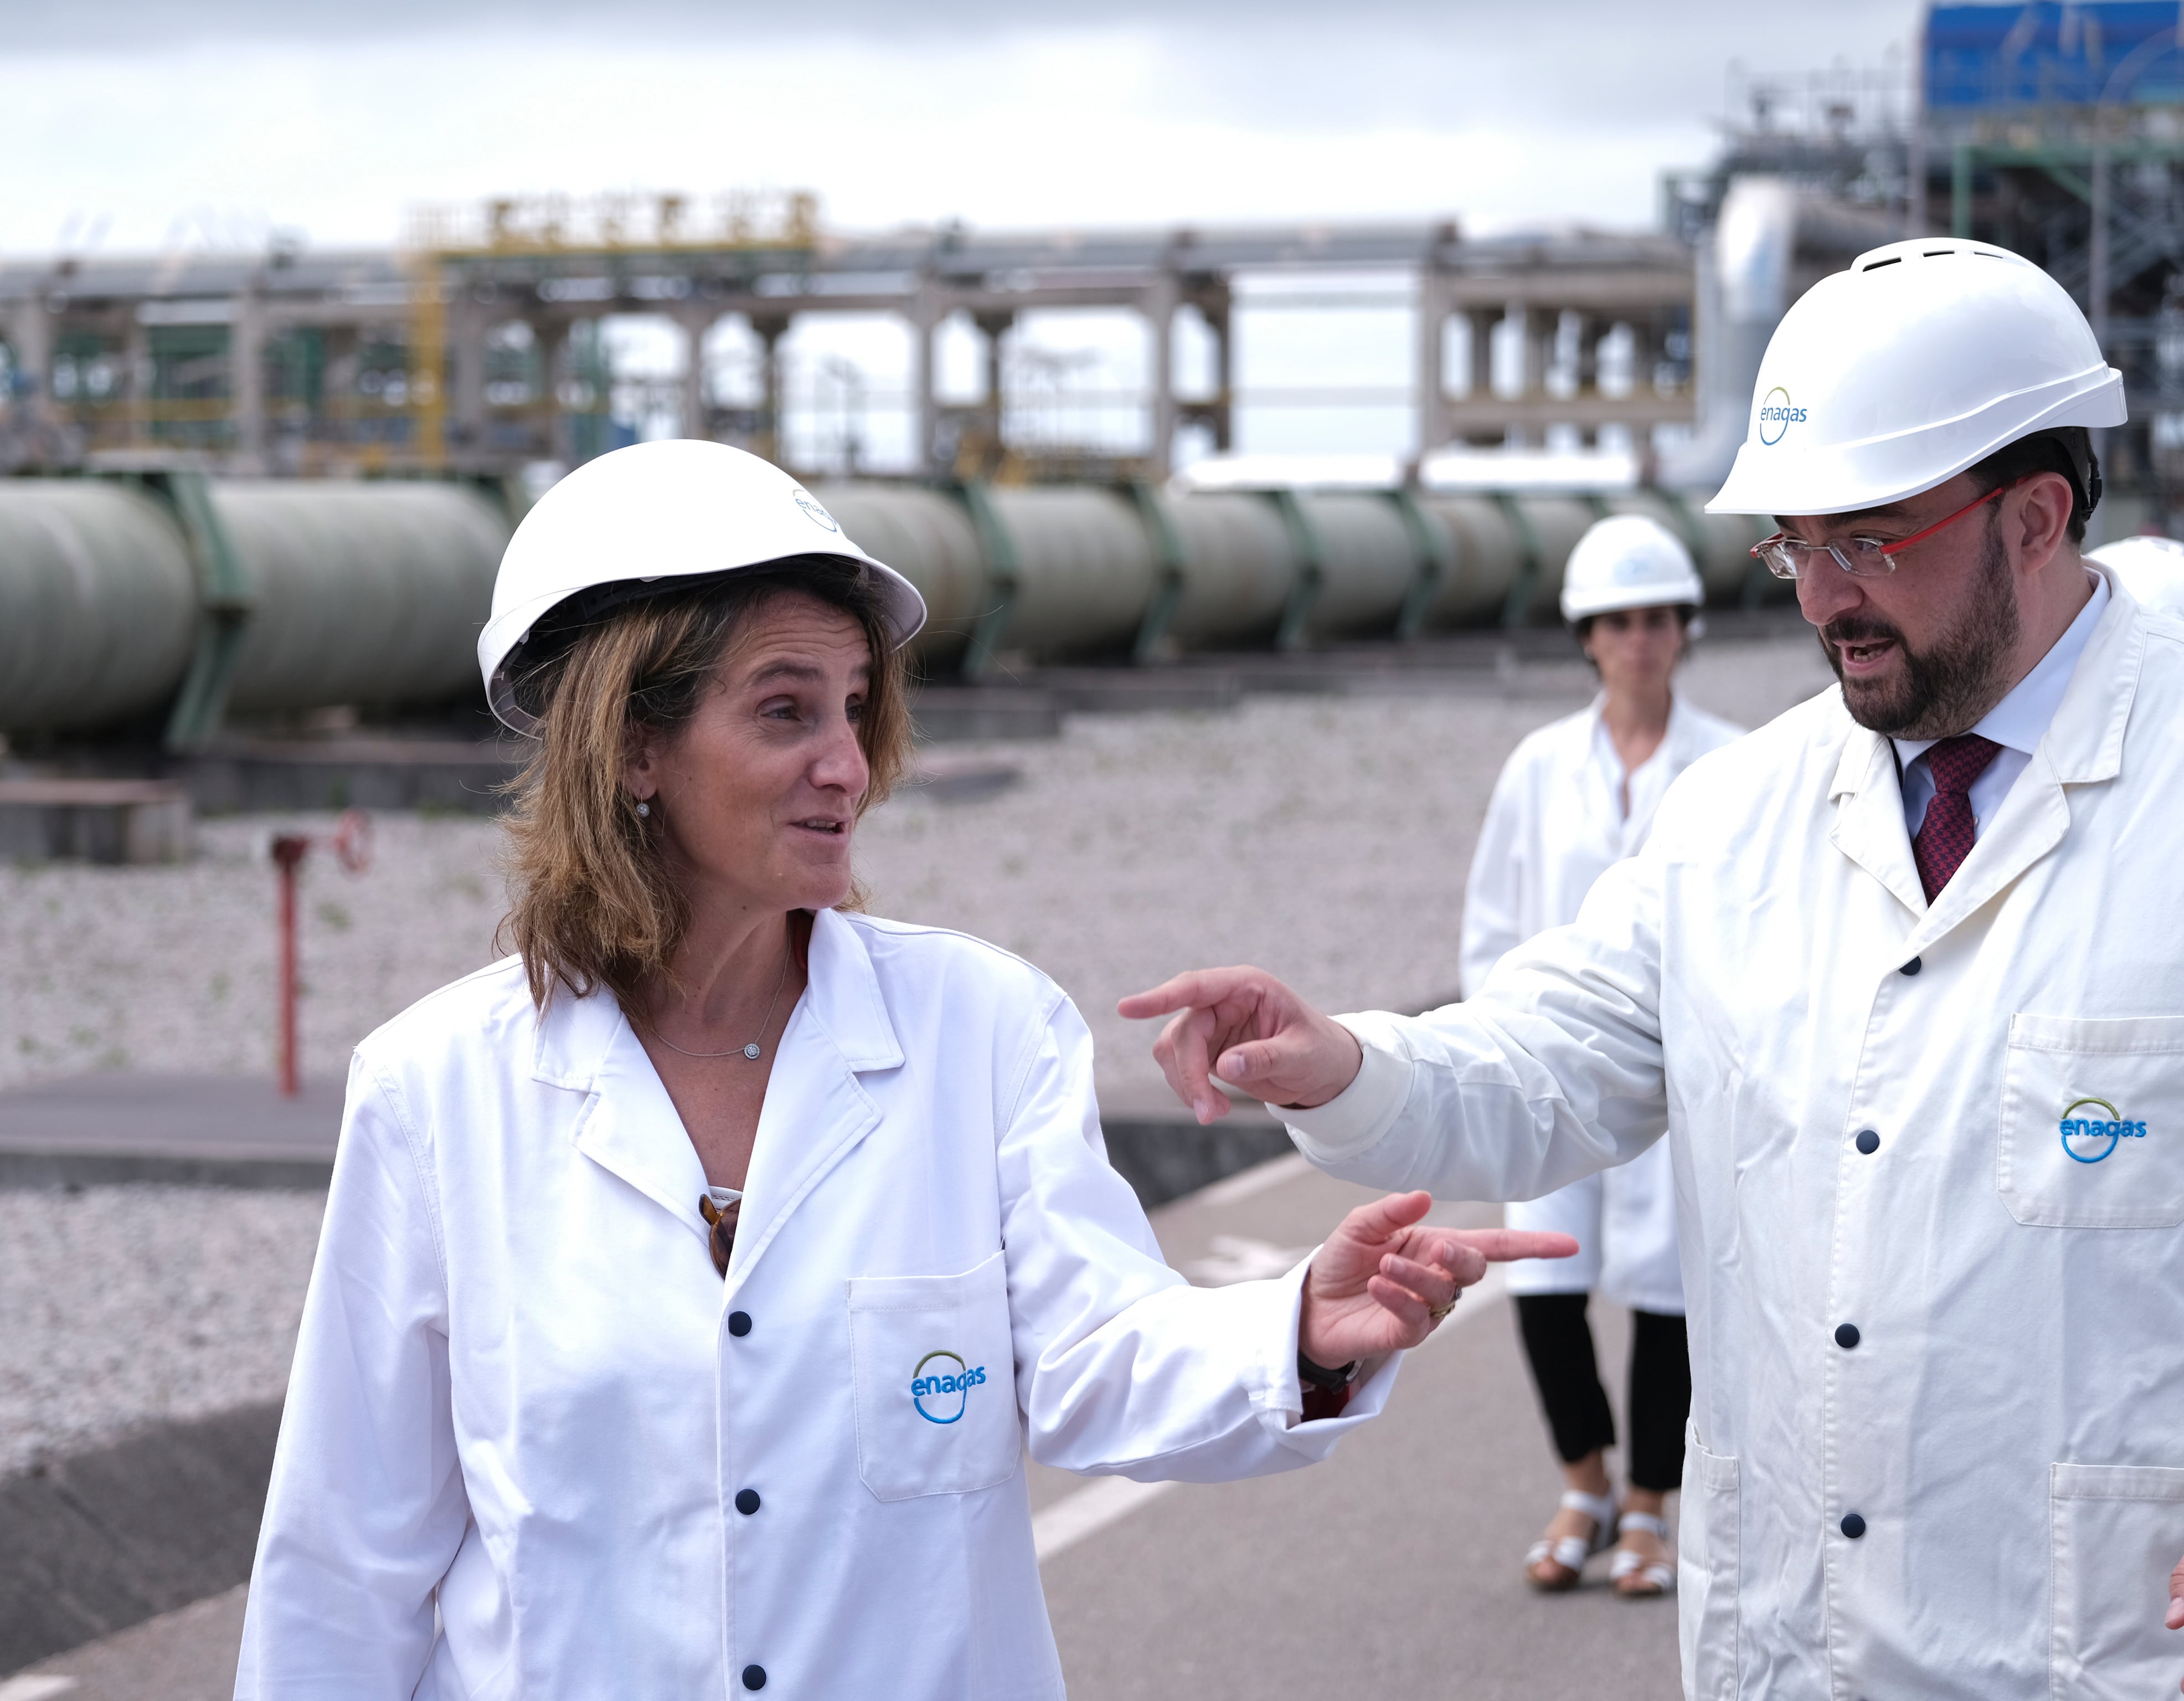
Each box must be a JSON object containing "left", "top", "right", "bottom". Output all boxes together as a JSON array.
[
  {"left": 1835, "top": 1323, "right": 1860, "bottom": 1349},
  {"left": 742, "top": 1664, "right": 766, "bottom": 1690},
  {"left": 1900, "top": 957, "right": 1922, "bottom": 975},
  {"left": 1841, "top": 1512, "right": 1867, "bottom": 1539},
  {"left": 735, "top": 1488, "right": 760, "bottom": 1515},
  {"left": 1855, "top": 1129, "right": 1880, "bottom": 1155},
  {"left": 728, "top": 1311, "right": 753, "bottom": 1337}
]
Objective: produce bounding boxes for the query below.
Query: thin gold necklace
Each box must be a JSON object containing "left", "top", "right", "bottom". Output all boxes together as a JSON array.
[{"left": 647, "top": 946, "right": 794, "bottom": 1061}]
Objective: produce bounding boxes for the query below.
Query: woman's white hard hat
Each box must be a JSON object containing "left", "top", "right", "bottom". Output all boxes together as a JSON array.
[
  {"left": 1707, "top": 237, "right": 2125, "bottom": 518},
  {"left": 2088, "top": 533, "right": 2184, "bottom": 616},
  {"left": 1560, "top": 513, "right": 1704, "bottom": 620},
  {"left": 477, "top": 440, "right": 928, "bottom": 735}
]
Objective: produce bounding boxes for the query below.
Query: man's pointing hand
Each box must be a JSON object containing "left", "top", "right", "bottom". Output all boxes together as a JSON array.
[{"left": 1118, "top": 966, "right": 1362, "bottom": 1125}]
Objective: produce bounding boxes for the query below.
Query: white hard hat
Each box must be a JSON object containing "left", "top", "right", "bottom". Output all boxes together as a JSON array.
[
  {"left": 1560, "top": 514, "right": 1704, "bottom": 621},
  {"left": 2088, "top": 534, "right": 2184, "bottom": 615},
  {"left": 1707, "top": 238, "right": 2125, "bottom": 517},
  {"left": 477, "top": 440, "right": 927, "bottom": 734}
]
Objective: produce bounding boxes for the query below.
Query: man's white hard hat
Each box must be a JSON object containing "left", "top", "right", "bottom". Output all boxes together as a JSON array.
[
  {"left": 1707, "top": 238, "right": 2125, "bottom": 518},
  {"left": 1560, "top": 513, "right": 1705, "bottom": 621},
  {"left": 477, "top": 440, "right": 928, "bottom": 734},
  {"left": 2088, "top": 534, "right": 2184, "bottom": 615}
]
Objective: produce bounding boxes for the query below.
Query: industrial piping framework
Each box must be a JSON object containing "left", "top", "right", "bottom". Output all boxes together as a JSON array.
[{"left": 0, "top": 475, "right": 1788, "bottom": 742}]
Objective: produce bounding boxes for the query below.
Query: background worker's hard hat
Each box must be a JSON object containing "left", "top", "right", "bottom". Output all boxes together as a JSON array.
[
  {"left": 2088, "top": 534, "right": 2184, "bottom": 616},
  {"left": 476, "top": 440, "right": 928, "bottom": 735},
  {"left": 1560, "top": 514, "right": 1705, "bottom": 621},
  {"left": 1706, "top": 238, "right": 2126, "bottom": 518}
]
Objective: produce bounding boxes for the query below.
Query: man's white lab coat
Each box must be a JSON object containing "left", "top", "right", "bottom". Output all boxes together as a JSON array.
[
  {"left": 1463, "top": 692, "right": 1742, "bottom": 1312},
  {"left": 236, "top": 909, "right": 1393, "bottom": 1699},
  {"left": 1285, "top": 579, "right": 2184, "bottom": 1699}
]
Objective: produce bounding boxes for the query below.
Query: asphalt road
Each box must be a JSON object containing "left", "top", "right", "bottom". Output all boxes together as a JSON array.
[{"left": 7, "top": 1157, "right": 1681, "bottom": 1701}]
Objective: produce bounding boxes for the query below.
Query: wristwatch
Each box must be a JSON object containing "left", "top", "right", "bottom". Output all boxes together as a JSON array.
[
  {"left": 1296, "top": 1349, "right": 1359, "bottom": 1390},
  {"left": 1296, "top": 1349, "right": 1360, "bottom": 1422}
]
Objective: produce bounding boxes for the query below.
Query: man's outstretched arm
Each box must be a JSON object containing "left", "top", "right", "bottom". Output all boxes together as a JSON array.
[{"left": 1117, "top": 857, "right": 1672, "bottom": 1200}]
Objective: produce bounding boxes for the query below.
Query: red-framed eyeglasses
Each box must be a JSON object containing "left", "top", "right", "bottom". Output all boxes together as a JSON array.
[{"left": 1749, "top": 472, "right": 2039, "bottom": 580}]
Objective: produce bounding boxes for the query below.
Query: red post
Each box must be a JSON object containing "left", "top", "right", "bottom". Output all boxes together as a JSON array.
[{"left": 271, "top": 835, "right": 310, "bottom": 1097}]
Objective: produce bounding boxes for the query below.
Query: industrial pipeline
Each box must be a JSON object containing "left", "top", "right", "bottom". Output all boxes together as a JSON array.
[{"left": 0, "top": 472, "right": 1800, "bottom": 744}]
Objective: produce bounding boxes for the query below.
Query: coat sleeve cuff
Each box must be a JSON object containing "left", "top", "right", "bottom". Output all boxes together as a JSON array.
[
  {"left": 1256, "top": 1250, "right": 1401, "bottom": 1453},
  {"left": 1280, "top": 1014, "right": 1413, "bottom": 1164}
]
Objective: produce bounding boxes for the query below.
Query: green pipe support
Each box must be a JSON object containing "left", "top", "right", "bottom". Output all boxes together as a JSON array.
[
  {"left": 1267, "top": 489, "right": 1325, "bottom": 651},
  {"left": 1492, "top": 491, "right": 1546, "bottom": 629},
  {"left": 1389, "top": 487, "right": 1452, "bottom": 641},
  {"left": 1652, "top": 487, "right": 1707, "bottom": 560},
  {"left": 1125, "top": 481, "right": 1190, "bottom": 665},
  {"left": 951, "top": 479, "right": 1019, "bottom": 682},
  {"left": 142, "top": 470, "right": 256, "bottom": 750}
]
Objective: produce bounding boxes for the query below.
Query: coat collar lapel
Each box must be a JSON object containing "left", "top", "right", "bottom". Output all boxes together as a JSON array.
[
  {"left": 1828, "top": 718, "right": 1928, "bottom": 919},
  {"left": 1910, "top": 577, "right": 2142, "bottom": 946},
  {"left": 523, "top": 911, "right": 908, "bottom": 1279},
  {"left": 533, "top": 980, "right": 712, "bottom": 1241},
  {"left": 727, "top": 909, "right": 904, "bottom": 1293},
  {"left": 1826, "top": 577, "right": 2143, "bottom": 945}
]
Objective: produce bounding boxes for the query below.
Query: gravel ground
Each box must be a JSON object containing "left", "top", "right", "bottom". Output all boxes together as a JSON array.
[
  {"left": 0, "top": 1185, "right": 324, "bottom": 1476},
  {"left": 861, "top": 634, "right": 1831, "bottom": 1111},
  {"left": 0, "top": 634, "right": 1833, "bottom": 1469},
  {"left": 0, "top": 635, "right": 1831, "bottom": 1106}
]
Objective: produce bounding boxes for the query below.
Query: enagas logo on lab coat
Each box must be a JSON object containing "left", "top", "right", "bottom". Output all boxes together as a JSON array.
[
  {"left": 911, "top": 1350, "right": 988, "bottom": 1424},
  {"left": 2059, "top": 1096, "right": 2149, "bottom": 1163}
]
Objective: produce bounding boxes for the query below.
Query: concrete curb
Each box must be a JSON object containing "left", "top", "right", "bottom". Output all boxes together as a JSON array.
[
  {"left": 1101, "top": 1118, "right": 1295, "bottom": 1210},
  {"left": 0, "top": 1151, "right": 334, "bottom": 1190},
  {"left": 0, "top": 1403, "right": 280, "bottom": 1676}
]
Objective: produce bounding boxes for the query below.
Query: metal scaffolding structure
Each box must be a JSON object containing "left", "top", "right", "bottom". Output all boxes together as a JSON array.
[
  {"left": 1662, "top": 2, "right": 2184, "bottom": 518},
  {"left": 0, "top": 194, "right": 1695, "bottom": 481}
]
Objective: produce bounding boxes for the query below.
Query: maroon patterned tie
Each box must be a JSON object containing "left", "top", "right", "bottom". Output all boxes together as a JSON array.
[{"left": 1912, "top": 734, "right": 2003, "bottom": 902}]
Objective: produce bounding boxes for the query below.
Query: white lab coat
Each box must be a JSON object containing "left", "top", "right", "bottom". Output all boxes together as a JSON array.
[
  {"left": 1462, "top": 693, "right": 1743, "bottom": 1312},
  {"left": 1284, "top": 577, "right": 2184, "bottom": 1699},
  {"left": 236, "top": 909, "right": 1396, "bottom": 1700}
]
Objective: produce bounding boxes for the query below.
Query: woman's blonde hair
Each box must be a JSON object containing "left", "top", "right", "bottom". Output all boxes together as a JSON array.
[{"left": 497, "top": 557, "right": 912, "bottom": 1010}]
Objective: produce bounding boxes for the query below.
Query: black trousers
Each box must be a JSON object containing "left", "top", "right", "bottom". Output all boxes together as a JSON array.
[{"left": 1513, "top": 1293, "right": 1691, "bottom": 1494}]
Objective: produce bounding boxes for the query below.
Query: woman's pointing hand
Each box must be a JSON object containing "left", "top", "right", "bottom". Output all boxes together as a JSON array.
[{"left": 1299, "top": 1190, "right": 1579, "bottom": 1365}]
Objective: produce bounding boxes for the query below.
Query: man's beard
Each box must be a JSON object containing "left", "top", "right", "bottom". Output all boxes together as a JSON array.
[{"left": 1819, "top": 519, "right": 2021, "bottom": 738}]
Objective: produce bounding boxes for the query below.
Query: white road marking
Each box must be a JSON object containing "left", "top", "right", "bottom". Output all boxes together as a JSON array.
[
  {"left": 1183, "top": 1234, "right": 1314, "bottom": 1286},
  {"left": 1032, "top": 1266, "right": 1510, "bottom": 1563},
  {"left": 1033, "top": 1473, "right": 1176, "bottom": 1562},
  {"left": 0, "top": 1677, "right": 81, "bottom": 1700}
]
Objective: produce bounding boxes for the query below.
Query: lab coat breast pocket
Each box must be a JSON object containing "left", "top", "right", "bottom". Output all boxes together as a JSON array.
[
  {"left": 2048, "top": 1463, "right": 2184, "bottom": 1699},
  {"left": 1998, "top": 1015, "right": 2184, "bottom": 1229},
  {"left": 848, "top": 1250, "right": 1021, "bottom": 1502}
]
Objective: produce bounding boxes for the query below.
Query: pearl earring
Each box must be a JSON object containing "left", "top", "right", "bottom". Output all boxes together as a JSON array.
[{"left": 635, "top": 800, "right": 651, "bottom": 818}]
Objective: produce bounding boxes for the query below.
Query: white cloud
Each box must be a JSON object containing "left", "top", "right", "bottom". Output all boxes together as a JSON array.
[{"left": 0, "top": 4, "right": 1922, "bottom": 255}]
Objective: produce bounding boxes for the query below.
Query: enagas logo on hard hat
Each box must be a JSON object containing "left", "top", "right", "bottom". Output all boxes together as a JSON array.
[
  {"left": 791, "top": 487, "right": 841, "bottom": 532},
  {"left": 1757, "top": 386, "right": 1808, "bottom": 446}
]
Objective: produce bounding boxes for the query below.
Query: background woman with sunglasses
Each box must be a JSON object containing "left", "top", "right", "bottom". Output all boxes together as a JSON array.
[{"left": 231, "top": 440, "right": 1572, "bottom": 1700}]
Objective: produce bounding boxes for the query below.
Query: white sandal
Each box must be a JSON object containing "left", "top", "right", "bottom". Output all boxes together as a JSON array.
[
  {"left": 1610, "top": 1509, "right": 1676, "bottom": 1597},
  {"left": 1524, "top": 1488, "right": 1618, "bottom": 1591}
]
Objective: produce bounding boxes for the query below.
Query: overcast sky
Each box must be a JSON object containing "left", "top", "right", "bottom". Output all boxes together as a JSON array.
[{"left": 0, "top": 0, "right": 1925, "bottom": 256}]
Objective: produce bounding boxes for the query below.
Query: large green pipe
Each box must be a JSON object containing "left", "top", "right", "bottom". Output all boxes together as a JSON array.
[{"left": 0, "top": 475, "right": 1788, "bottom": 739}]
